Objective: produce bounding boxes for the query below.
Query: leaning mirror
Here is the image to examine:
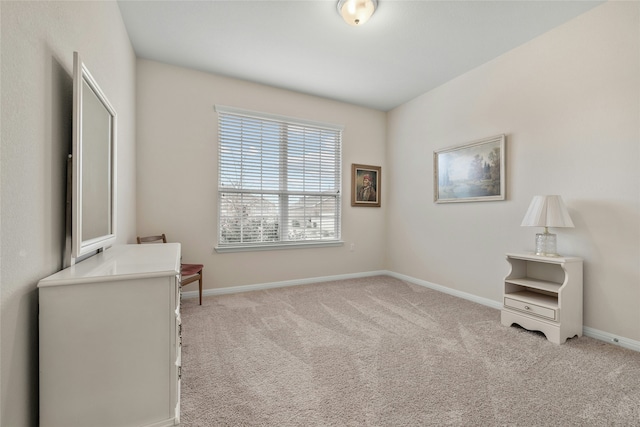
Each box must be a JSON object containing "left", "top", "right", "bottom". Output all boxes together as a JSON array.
[{"left": 70, "top": 51, "right": 117, "bottom": 262}]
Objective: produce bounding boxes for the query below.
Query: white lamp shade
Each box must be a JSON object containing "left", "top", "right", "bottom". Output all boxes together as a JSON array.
[
  {"left": 521, "top": 195, "right": 575, "bottom": 228},
  {"left": 337, "top": 0, "right": 377, "bottom": 26}
]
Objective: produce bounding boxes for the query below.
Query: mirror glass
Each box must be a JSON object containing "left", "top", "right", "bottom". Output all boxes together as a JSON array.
[
  {"left": 70, "top": 52, "right": 116, "bottom": 262},
  {"left": 81, "top": 79, "right": 112, "bottom": 240}
]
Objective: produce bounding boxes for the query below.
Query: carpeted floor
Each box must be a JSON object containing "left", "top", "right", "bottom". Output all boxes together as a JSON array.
[{"left": 179, "top": 275, "right": 640, "bottom": 426}]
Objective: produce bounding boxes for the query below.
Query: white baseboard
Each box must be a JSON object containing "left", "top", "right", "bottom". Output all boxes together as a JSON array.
[
  {"left": 181, "top": 270, "right": 639, "bottom": 352},
  {"left": 385, "top": 271, "right": 504, "bottom": 310},
  {"left": 181, "top": 270, "right": 388, "bottom": 298},
  {"left": 582, "top": 326, "right": 640, "bottom": 352}
]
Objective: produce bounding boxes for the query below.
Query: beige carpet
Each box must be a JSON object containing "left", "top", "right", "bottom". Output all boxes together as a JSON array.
[{"left": 179, "top": 275, "right": 640, "bottom": 426}]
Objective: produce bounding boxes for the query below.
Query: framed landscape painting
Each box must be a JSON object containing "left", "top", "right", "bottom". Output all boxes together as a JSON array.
[
  {"left": 351, "top": 164, "right": 381, "bottom": 207},
  {"left": 433, "top": 134, "right": 505, "bottom": 203}
]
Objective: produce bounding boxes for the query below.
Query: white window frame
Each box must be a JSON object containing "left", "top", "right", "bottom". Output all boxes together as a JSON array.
[{"left": 215, "top": 105, "right": 343, "bottom": 253}]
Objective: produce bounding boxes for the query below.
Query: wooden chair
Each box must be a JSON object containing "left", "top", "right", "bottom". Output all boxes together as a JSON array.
[{"left": 137, "top": 233, "right": 204, "bottom": 305}]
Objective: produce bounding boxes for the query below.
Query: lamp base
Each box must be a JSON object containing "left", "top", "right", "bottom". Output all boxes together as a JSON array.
[{"left": 535, "top": 232, "right": 558, "bottom": 256}]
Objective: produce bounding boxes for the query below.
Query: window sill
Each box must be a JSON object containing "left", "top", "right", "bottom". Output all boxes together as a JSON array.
[{"left": 215, "top": 241, "right": 344, "bottom": 253}]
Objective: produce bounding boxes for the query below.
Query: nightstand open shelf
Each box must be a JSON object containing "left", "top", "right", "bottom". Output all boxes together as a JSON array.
[
  {"left": 501, "top": 253, "right": 583, "bottom": 344},
  {"left": 505, "top": 278, "right": 561, "bottom": 293}
]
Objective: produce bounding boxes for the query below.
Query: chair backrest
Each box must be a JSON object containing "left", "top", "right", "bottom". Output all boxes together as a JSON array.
[{"left": 137, "top": 234, "right": 167, "bottom": 244}]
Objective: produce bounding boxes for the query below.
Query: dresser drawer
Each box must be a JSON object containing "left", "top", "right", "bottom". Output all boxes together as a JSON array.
[{"left": 504, "top": 297, "right": 556, "bottom": 320}]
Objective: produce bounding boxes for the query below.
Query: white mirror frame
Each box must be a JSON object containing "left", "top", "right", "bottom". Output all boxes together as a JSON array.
[{"left": 70, "top": 52, "right": 117, "bottom": 262}]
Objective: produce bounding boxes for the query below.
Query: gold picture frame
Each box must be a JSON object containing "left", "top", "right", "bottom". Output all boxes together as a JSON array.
[
  {"left": 434, "top": 134, "right": 505, "bottom": 203},
  {"left": 351, "top": 164, "right": 381, "bottom": 207}
]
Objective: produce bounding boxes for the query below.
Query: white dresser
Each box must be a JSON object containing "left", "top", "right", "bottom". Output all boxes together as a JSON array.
[{"left": 38, "top": 244, "right": 182, "bottom": 427}]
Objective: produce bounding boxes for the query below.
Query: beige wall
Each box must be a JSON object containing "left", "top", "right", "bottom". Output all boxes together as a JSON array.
[
  {"left": 2, "top": 1, "right": 638, "bottom": 425},
  {"left": 0, "top": 2, "right": 136, "bottom": 425},
  {"left": 387, "top": 2, "right": 640, "bottom": 341},
  {"left": 135, "top": 60, "right": 388, "bottom": 291}
]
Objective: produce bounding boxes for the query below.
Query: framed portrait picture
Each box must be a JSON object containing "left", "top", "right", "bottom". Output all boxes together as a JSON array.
[
  {"left": 434, "top": 134, "right": 505, "bottom": 203},
  {"left": 351, "top": 164, "right": 381, "bottom": 207}
]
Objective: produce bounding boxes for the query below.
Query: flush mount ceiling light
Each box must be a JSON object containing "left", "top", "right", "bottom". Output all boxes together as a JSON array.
[{"left": 337, "top": 0, "right": 377, "bottom": 26}]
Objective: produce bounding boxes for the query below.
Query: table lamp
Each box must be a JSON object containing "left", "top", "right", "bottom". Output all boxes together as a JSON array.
[{"left": 521, "top": 195, "right": 574, "bottom": 256}]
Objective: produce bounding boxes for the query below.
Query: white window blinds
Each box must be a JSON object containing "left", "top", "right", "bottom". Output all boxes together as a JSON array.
[{"left": 216, "top": 106, "right": 342, "bottom": 250}]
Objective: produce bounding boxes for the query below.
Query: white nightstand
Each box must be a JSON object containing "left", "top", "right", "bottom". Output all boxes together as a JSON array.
[{"left": 501, "top": 252, "right": 583, "bottom": 344}]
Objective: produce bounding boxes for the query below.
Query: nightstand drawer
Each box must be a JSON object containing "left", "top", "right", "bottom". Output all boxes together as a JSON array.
[{"left": 504, "top": 297, "right": 556, "bottom": 320}]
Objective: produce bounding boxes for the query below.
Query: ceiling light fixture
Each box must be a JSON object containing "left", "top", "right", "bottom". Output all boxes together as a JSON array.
[{"left": 337, "top": 0, "right": 377, "bottom": 26}]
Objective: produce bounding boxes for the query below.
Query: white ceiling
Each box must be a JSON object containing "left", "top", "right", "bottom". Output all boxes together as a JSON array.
[{"left": 117, "top": 0, "right": 603, "bottom": 111}]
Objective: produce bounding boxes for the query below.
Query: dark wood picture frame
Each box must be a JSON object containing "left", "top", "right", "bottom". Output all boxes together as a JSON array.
[{"left": 351, "top": 164, "right": 381, "bottom": 207}]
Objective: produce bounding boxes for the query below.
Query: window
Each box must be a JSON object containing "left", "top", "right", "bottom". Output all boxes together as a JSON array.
[{"left": 215, "top": 106, "right": 343, "bottom": 252}]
